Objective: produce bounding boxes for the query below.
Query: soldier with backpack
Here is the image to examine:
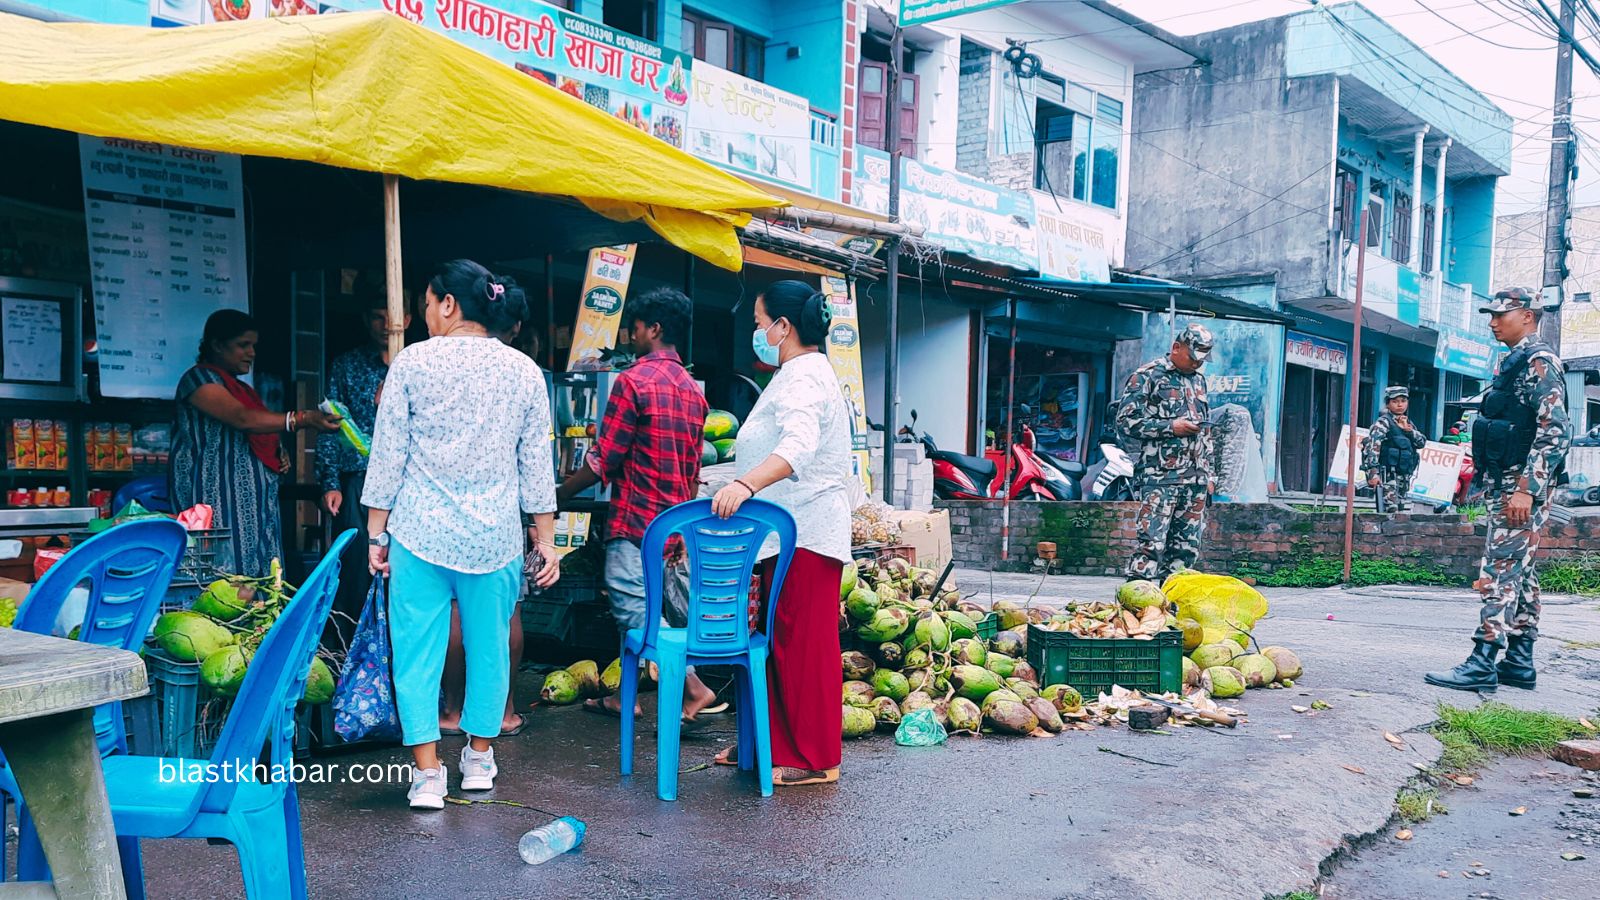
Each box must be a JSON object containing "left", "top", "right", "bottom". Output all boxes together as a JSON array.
[{"left": 1361, "top": 385, "right": 1426, "bottom": 513}]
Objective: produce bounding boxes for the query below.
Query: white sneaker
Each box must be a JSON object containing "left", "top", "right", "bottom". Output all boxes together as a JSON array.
[
  {"left": 459, "top": 745, "right": 498, "bottom": 792},
  {"left": 408, "top": 764, "right": 449, "bottom": 810}
]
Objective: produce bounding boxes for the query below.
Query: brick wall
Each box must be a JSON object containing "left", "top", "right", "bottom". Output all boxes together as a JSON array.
[
  {"left": 955, "top": 39, "right": 992, "bottom": 179},
  {"left": 942, "top": 500, "right": 1600, "bottom": 583}
]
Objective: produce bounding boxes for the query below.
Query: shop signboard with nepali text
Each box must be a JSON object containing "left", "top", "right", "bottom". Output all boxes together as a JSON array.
[
  {"left": 817, "top": 231, "right": 880, "bottom": 494},
  {"left": 688, "top": 62, "right": 811, "bottom": 191},
  {"left": 854, "top": 148, "right": 1037, "bottom": 270},
  {"left": 899, "top": 0, "right": 1021, "bottom": 26},
  {"left": 345, "top": 0, "right": 692, "bottom": 148},
  {"left": 1328, "top": 426, "right": 1467, "bottom": 507},
  {"left": 1432, "top": 322, "right": 1501, "bottom": 380},
  {"left": 1285, "top": 331, "right": 1348, "bottom": 375},
  {"left": 1033, "top": 197, "right": 1112, "bottom": 284}
]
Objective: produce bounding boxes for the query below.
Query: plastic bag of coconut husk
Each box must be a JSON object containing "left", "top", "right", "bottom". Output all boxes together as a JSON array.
[
  {"left": 894, "top": 708, "right": 948, "bottom": 746},
  {"left": 1161, "top": 570, "right": 1268, "bottom": 648}
]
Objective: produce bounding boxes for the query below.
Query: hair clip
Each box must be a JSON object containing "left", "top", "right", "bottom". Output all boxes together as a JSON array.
[{"left": 486, "top": 282, "right": 505, "bottom": 303}]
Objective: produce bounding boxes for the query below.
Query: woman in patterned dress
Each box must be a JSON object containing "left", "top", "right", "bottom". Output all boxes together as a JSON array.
[
  {"left": 169, "top": 310, "right": 341, "bottom": 577},
  {"left": 363, "top": 259, "right": 561, "bottom": 810}
]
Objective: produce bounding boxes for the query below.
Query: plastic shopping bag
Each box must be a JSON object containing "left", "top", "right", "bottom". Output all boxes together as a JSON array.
[{"left": 332, "top": 577, "right": 404, "bottom": 743}]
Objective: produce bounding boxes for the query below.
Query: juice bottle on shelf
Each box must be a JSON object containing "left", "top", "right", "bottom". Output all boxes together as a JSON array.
[
  {"left": 11, "top": 419, "right": 36, "bottom": 470},
  {"left": 53, "top": 420, "right": 69, "bottom": 470},
  {"left": 94, "top": 423, "right": 114, "bottom": 472},
  {"left": 114, "top": 423, "right": 133, "bottom": 471},
  {"left": 32, "top": 485, "right": 51, "bottom": 507},
  {"left": 51, "top": 485, "right": 70, "bottom": 508},
  {"left": 34, "top": 422, "right": 55, "bottom": 472}
]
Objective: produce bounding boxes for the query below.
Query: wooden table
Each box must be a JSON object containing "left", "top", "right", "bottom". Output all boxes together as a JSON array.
[{"left": 0, "top": 629, "right": 147, "bottom": 900}]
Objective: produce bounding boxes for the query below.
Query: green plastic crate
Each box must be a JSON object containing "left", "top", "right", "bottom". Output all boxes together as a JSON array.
[
  {"left": 1025, "top": 625, "right": 1183, "bottom": 697},
  {"left": 974, "top": 612, "right": 1000, "bottom": 642}
]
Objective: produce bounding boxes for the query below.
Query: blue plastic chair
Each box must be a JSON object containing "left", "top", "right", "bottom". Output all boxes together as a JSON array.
[
  {"left": 0, "top": 518, "right": 187, "bottom": 893},
  {"left": 618, "top": 499, "right": 796, "bottom": 801},
  {"left": 54, "top": 529, "right": 355, "bottom": 899},
  {"left": 113, "top": 474, "right": 173, "bottom": 514}
]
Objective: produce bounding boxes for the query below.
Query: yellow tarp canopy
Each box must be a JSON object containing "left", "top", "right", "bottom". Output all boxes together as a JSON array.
[{"left": 0, "top": 10, "right": 784, "bottom": 270}]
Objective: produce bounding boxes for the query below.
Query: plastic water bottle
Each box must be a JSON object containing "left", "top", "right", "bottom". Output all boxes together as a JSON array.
[{"left": 518, "top": 816, "right": 586, "bottom": 865}]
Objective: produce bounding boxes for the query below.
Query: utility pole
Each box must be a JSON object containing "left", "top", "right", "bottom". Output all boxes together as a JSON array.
[
  {"left": 1343, "top": 210, "right": 1368, "bottom": 586},
  {"left": 1541, "top": 0, "right": 1576, "bottom": 352},
  {"left": 882, "top": 25, "right": 904, "bottom": 504}
]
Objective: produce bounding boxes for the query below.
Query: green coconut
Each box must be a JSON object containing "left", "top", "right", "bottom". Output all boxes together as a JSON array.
[
  {"left": 984, "top": 699, "right": 1039, "bottom": 735},
  {"left": 1201, "top": 666, "right": 1246, "bottom": 699},
  {"left": 192, "top": 578, "right": 252, "bottom": 622},
  {"left": 875, "top": 641, "right": 905, "bottom": 670},
  {"left": 601, "top": 658, "right": 623, "bottom": 694},
  {"left": 566, "top": 660, "right": 603, "bottom": 698},
  {"left": 947, "top": 697, "right": 983, "bottom": 734},
  {"left": 1178, "top": 617, "right": 1205, "bottom": 653},
  {"left": 1191, "top": 642, "right": 1241, "bottom": 671},
  {"left": 153, "top": 611, "right": 236, "bottom": 662},
  {"left": 857, "top": 607, "right": 910, "bottom": 643},
  {"left": 1117, "top": 579, "right": 1168, "bottom": 613},
  {"left": 870, "top": 669, "right": 911, "bottom": 703},
  {"left": 904, "top": 668, "right": 934, "bottom": 694},
  {"left": 950, "top": 664, "right": 1003, "bottom": 702},
  {"left": 900, "top": 690, "right": 935, "bottom": 716},
  {"left": 1040, "top": 683, "right": 1083, "bottom": 714},
  {"left": 913, "top": 614, "right": 951, "bottom": 652},
  {"left": 943, "top": 610, "right": 978, "bottom": 641},
  {"left": 950, "top": 637, "right": 987, "bottom": 667},
  {"left": 200, "top": 645, "right": 251, "bottom": 698},
  {"left": 992, "top": 601, "right": 1028, "bottom": 632},
  {"left": 1010, "top": 661, "right": 1040, "bottom": 686},
  {"left": 840, "top": 562, "right": 859, "bottom": 602},
  {"left": 980, "top": 688, "right": 1023, "bottom": 714},
  {"left": 1233, "top": 654, "right": 1278, "bottom": 688},
  {"left": 1005, "top": 678, "right": 1040, "bottom": 701},
  {"left": 984, "top": 652, "right": 1018, "bottom": 679},
  {"left": 991, "top": 629, "right": 1026, "bottom": 659},
  {"left": 845, "top": 587, "right": 882, "bottom": 623},
  {"left": 843, "top": 681, "right": 876, "bottom": 707},
  {"left": 1260, "top": 646, "right": 1304, "bottom": 682},
  {"left": 842, "top": 705, "right": 875, "bottom": 738},
  {"left": 870, "top": 696, "right": 903, "bottom": 731},
  {"left": 1182, "top": 656, "right": 1201, "bottom": 689},
  {"left": 1026, "top": 697, "right": 1065, "bottom": 734},
  {"left": 540, "top": 670, "right": 581, "bottom": 705},
  {"left": 842, "top": 650, "right": 877, "bottom": 682},
  {"left": 302, "top": 657, "right": 335, "bottom": 705}
]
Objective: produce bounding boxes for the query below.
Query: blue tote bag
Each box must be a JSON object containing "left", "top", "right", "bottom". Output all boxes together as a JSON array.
[{"left": 332, "top": 577, "right": 404, "bottom": 743}]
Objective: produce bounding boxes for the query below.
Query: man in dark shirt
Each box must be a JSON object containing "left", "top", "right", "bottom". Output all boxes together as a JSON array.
[{"left": 558, "top": 288, "right": 714, "bottom": 721}]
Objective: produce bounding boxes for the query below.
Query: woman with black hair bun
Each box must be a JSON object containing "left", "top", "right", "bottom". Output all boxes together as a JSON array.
[
  {"left": 710, "top": 279, "right": 853, "bottom": 787},
  {"left": 362, "top": 258, "right": 561, "bottom": 810}
]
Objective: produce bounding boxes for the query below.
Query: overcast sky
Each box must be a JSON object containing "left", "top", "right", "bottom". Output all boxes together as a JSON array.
[{"left": 1109, "top": 0, "right": 1600, "bottom": 216}]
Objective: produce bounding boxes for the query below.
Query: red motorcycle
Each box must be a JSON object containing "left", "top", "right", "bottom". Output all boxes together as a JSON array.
[{"left": 902, "top": 412, "right": 1064, "bottom": 501}]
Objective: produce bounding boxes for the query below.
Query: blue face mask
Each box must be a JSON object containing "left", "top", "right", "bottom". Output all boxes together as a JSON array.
[{"left": 752, "top": 321, "right": 783, "bottom": 367}]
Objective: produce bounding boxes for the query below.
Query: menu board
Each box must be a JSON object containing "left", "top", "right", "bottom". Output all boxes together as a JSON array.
[
  {"left": 1, "top": 296, "right": 65, "bottom": 383},
  {"left": 79, "top": 136, "right": 249, "bottom": 399}
]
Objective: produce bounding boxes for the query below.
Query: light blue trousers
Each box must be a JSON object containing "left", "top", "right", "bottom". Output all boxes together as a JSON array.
[{"left": 390, "top": 541, "right": 520, "bottom": 745}]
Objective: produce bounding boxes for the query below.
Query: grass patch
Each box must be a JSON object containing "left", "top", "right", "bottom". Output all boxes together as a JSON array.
[
  {"left": 1461, "top": 503, "right": 1487, "bottom": 524},
  {"left": 1396, "top": 786, "right": 1448, "bottom": 822},
  {"left": 1434, "top": 702, "right": 1588, "bottom": 755},
  {"left": 1436, "top": 728, "right": 1490, "bottom": 772},
  {"left": 1563, "top": 640, "right": 1600, "bottom": 650},
  {"left": 1539, "top": 553, "right": 1600, "bottom": 596},
  {"left": 1234, "top": 554, "right": 1458, "bottom": 588},
  {"left": 1266, "top": 894, "right": 1318, "bottom": 900}
]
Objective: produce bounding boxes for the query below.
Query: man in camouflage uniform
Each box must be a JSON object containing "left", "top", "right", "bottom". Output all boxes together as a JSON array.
[
  {"left": 1116, "top": 323, "right": 1215, "bottom": 582},
  {"left": 1361, "top": 385, "right": 1427, "bottom": 513},
  {"left": 1426, "top": 288, "right": 1570, "bottom": 692}
]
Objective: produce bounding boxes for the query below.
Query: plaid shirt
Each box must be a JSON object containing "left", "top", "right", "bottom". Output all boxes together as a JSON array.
[{"left": 586, "top": 350, "right": 708, "bottom": 544}]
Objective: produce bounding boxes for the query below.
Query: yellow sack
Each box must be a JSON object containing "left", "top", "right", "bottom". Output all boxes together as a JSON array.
[{"left": 1161, "top": 570, "right": 1269, "bottom": 648}]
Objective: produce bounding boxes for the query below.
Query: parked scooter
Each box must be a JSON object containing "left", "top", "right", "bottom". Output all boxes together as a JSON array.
[
  {"left": 900, "top": 411, "right": 1064, "bottom": 501},
  {"left": 1083, "top": 406, "right": 1135, "bottom": 501}
]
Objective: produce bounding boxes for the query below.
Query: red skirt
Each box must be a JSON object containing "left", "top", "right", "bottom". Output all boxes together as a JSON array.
[{"left": 760, "top": 549, "right": 844, "bottom": 772}]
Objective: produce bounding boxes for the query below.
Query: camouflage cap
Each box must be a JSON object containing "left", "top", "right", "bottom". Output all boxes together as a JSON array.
[
  {"left": 1383, "top": 385, "right": 1409, "bottom": 401},
  {"left": 1176, "top": 323, "right": 1214, "bottom": 360},
  {"left": 1479, "top": 287, "right": 1539, "bottom": 314}
]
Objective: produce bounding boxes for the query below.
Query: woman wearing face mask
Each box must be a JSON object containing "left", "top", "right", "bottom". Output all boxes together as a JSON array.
[{"left": 710, "top": 280, "right": 852, "bottom": 787}]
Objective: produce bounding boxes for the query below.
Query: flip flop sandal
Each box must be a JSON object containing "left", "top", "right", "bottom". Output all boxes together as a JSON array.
[
  {"left": 501, "top": 713, "right": 529, "bottom": 737},
  {"left": 713, "top": 748, "right": 739, "bottom": 767},
  {"left": 772, "top": 767, "right": 840, "bottom": 787},
  {"left": 583, "top": 698, "right": 624, "bottom": 719},
  {"left": 700, "top": 702, "right": 730, "bottom": 716}
]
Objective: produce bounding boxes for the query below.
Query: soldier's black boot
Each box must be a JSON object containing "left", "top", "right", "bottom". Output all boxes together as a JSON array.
[
  {"left": 1496, "top": 635, "right": 1537, "bottom": 689},
  {"left": 1424, "top": 640, "right": 1500, "bottom": 692}
]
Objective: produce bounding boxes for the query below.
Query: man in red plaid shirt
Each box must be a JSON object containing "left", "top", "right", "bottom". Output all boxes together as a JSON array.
[{"left": 557, "top": 288, "right": 717, "bottom": 721}]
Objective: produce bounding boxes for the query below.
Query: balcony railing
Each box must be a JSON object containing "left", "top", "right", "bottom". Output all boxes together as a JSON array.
[{"left": 810, "top": 108, "right": 838, "bottom": 149}]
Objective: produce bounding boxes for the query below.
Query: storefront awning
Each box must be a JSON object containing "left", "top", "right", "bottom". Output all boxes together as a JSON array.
[
  {"left": 936, "top": 266, "right": 1295, "bottom": 325},
  {"left": 0, "top": 11, "right": 783, "bottom": 270}
]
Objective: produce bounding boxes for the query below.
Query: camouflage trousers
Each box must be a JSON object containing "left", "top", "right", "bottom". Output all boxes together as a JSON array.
[
  {"left": 1473, "top": 475, "right": 1550, "bottom": 644},
  {"left": 1373, "top": 469, "right": 1415, "bottom": 513},
  {"left": 1124, "top": 480, "right": 1209, "bottom": 582}
]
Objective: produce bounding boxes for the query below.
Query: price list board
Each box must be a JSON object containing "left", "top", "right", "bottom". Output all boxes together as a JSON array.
[{"left": 79, "top": 136, "right": 249, "bottom": 398}]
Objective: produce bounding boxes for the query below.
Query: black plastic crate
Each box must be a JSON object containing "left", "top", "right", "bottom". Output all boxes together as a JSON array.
[
  {"left": 520, "top": 574, "right": 601, "bottom": 643},
  {"left": 1025, "top": 625, "right": 1183, "bottom": 698}
]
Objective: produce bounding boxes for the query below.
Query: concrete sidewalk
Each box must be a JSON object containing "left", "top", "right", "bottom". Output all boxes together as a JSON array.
[{"left": 125, "top": 576, "right": 1600, "bottom": 899}]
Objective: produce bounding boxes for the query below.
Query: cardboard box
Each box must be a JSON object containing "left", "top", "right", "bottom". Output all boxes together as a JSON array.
[
  {"left": 0, "top": 576, "right": 30, "bottom": 603},
  {"left": 887, "top": 508, "right": 956, "bottom": 589}
]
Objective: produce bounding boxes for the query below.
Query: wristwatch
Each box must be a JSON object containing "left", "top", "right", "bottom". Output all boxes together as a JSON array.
[{"left": 368, "top": 532, "right": 390, "bottom": 548}]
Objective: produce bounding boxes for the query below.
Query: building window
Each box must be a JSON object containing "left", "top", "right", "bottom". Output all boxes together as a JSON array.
[
  {"left": 1034, "top": 100, "right": 1074, "bottom": 194},
  {"left": 857, "top": 59, "right": 919, "bottom": 156},
  {"left": 1089, "top": 96, "right": 1121, "bottom": 209},
  {"left": 1421, "top": 203, "right": 1436, "bottom": 273},
  {"left": 605, "top": 0, "right": 657, "bottom": 42},
  {"left": 682, "top": 11, "right": 763, "bottom": 79},
  {"left": 1392, "top": 190, "right": 1412, "bottom": 264},
  {"left": 1334, "top": 166, "right": 1360, "bottom": 243},
  {"left": 1367, "top": 180, "right": 1387, "bottom": 251}
]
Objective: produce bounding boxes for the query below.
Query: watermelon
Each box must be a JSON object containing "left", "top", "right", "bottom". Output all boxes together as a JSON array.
[
  {"left": 704, "top": 410, "right": 740, "bottom": 440},
  {"left": 714, "top": 438, "right": 736, "bottom": 462},
  {"left": 701, "top": 442, "right": 719, "bottom": 466}
]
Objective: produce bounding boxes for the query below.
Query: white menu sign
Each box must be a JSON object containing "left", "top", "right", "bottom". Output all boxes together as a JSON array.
[{"left": 80, "top": 136, "right": 248, "bottom": 398}]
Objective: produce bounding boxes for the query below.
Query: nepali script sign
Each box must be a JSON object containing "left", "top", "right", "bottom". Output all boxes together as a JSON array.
[
  {"left": 360, "top": 0, "right": 692, "bottom": 147},
  {"left": 1327, "top": 426, "right": 1467, "bottom": 507},
  {"left": 854, "top": 147, "right": 1037, "bottom": 270},
  {"left": 900, "top": 0, "right": 1022, "bottom": 26},
  {"left": 688, "top": 62, "right": 812, "bottom": 190}
]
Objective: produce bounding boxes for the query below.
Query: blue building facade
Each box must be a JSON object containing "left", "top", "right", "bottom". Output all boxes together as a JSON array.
[{"left": 1126, "top": 1, "right": 1513, "bottom": 492}]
